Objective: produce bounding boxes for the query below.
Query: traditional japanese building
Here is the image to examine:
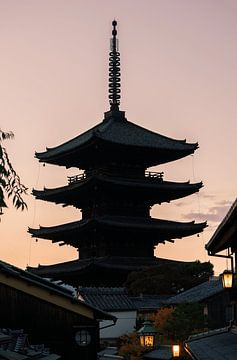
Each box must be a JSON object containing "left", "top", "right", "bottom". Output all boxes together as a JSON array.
[{"left": 28, "top": 21, "right": 206, "bottom": 286}]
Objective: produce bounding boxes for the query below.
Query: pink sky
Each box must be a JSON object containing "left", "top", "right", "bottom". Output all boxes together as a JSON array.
[{"left": 0, "top": 0, "right": 236, "bottom": 275}]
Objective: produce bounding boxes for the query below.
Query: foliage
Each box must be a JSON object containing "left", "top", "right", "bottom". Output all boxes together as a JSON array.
[
  {"left": 150, "top": 307, "right": 174, "bottom": 343},
  {"left": 166, "top": 303, "right": 206, "bottom": 341},
  {"left": 124, "top": 261, "right": 214, "bottom": 296},
  {"left": 117, "top": 332, "right": 144, "bottom": 360},
  {"left": 0, "top": 129, "right": 27, "bottom": 215},
  {"left": 151, "top": 303, "right": 206, "bottom": 343}
]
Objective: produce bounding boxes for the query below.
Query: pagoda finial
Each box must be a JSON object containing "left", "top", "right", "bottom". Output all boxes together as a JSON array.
[{"left": 109, "top": 20, "right": 121, "bottom": 111}]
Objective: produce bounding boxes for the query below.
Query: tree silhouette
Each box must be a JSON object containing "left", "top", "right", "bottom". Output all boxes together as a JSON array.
[
  {"left": 125, "top": 261, "right": 214, "bottom": 296},
  {"left": 0, "top": 129, "right": 27, "bottom": 215}
]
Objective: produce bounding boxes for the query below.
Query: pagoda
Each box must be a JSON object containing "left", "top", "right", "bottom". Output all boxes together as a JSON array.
[{"left": 28, "top": 21, "right": 206, "bottom": 286}]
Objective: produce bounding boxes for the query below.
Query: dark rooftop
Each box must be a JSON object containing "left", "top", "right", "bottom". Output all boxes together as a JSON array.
[
  {"left": 78, "top": 287, "right": 171, "bottom": 312},
  {"left": 0, "top": 328, "right": 60, "bottom": 359},
  {"left": 32, "top": 176, "right": 202, "bottom": 208},
  {"left": 32, "top": 174, "right": 202, "bottom": 205},
  {"left": 36, "top": 111, "right": 198, "bottom": 168},
  {"left": 131, "top": 295, "right": 171, "bottom": 310},
  {"left": 206, "top": 198, "right": 237, "bottom": 254},
  {"left": 28, "top": 256, "right": 197, "bottom": 288},
  {"left": 0, "top": 260, "right": 115, "bottom": 321},
  {"left": 143, "top": 345, "right": 173, "bottom": 359},
  {"left": 166, "top": 278, "right": 223, "bottom": 304},
  {"left": 28, "top": 256, "right": 198, "bottom": 276},
  {"left": 185, "top": 326, "right": 237, "bottom": 360},
  {"left": 98, "top": 346, "right": 123, "bottom": 359},
  {"left": 29, "top": 215, "right": 206, "bottom": 246},
  {"left": 0, "top": 260, "right": 74, "bottom": 297},
  {"left": 79, "top": 287, "right": 135, "bottom": 311}
]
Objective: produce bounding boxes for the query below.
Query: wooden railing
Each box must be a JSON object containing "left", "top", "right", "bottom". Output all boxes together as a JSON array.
[
  {"left": 68, "top": 169, "right": 164, "bottom": 185},
  {"left": 68, "top": 173, "right": 87, "bottom": 184},
  {"left": 145, "top": 171, "right": 164, "bottom": 179}
]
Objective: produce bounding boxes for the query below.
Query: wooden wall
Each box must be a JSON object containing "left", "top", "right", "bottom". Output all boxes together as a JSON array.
[{"left": 0, "top": 283, "right": 99, "bottom": 359}]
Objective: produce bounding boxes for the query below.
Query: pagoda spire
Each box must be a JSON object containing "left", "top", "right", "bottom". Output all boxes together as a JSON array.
[{"left": 109, "top": 20, "right": 121, "bottom": 111}]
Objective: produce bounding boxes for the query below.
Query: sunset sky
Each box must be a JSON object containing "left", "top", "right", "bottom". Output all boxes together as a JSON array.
[{"left": 0, "top": 0, "right": 236, "bottom": 275}]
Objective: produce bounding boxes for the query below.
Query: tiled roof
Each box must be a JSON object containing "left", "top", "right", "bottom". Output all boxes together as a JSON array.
[
  {"left": 0, "top": 328, "right": 60, "bottom": 359},
  {"left": 32, "top": 177, "right": 202, "bottom": 208},
  {"left": 79, "top": 287, "right": 135, "bottom": 311},
  {"left": 185, "top": 327, "right": 237, "bottom": 360},
  {"left": 143, "top": 345, "right": 173, "bottom": 359},
  {"left": 166, "top": 279, "right": 223, "bottom": 304},
  {"left": 36, "top": 111, "right": 198, "bottom": 168},
  {"left": 98, "top": 347, "right": 122, "bottom": 359},
  {"left": 29, "top": 215, "right": 206, "bottom": 245},
  {"left": 131, "top": 295, "right": 171, "bottom": 310},
  {"left": 79, "top": 288, "right": 172, "bottom": 312},
  {"left": 28, "top": 256, "right": 198, "bottom": 277}
]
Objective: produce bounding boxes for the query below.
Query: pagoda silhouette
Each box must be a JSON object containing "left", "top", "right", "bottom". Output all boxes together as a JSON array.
[{"left": 28, "top": 21, "right": 206, "bottom": 286}]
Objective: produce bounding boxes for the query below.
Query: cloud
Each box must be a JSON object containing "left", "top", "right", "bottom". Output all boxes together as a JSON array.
[
  {"left": 182, "top": 202, "right": 233, "bottom": 224},
  {"left": 174, "top": 193, "right": 217, "bottom": 208},
  {"left": 199, "top": 193, "right": 216, "bottom": 200}
]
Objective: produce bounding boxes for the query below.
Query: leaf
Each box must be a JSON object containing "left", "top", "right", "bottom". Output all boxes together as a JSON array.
[{"left": 0, "top": 130, "right": 27, "bottom": 214}]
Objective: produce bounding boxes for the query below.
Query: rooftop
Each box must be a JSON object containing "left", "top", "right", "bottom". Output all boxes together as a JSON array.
[
  {"left": 32, "top": 175, "right": 202, "bottom": 208},
  {"left": 143, "top": 345, "right": 173, "bottom": 359},
  {"left": 36, "top": 110, "right": 198, "bottom": 169},
  {"left": 206, "top": 198, "right": 237, "bottom": 254},
  {"left": 78, "top": 287, "right": 135, "bottom": 311},
  {"left": 28, "top": 256, "right": 198, "bottom": 276},
  {"left": 185, "top": 326, "right": 237, "bottom": 360},
  {"left": 0, "top": 260, "right": 115, "bottom": 321},
  {"left": 78, "top": 287, "right": 171, "bottom": 312},
  {"left": 131, "top": 295, "right": 171, "bottom": 310},
  {"left": 29, "top": 216, "right": 206, "bottom": 246},
  {"left": 166, "top": 278, "right": 223, "bottom": 304},
  {"left": 0, "top": 328, "right": 60, "bottom": 359}
]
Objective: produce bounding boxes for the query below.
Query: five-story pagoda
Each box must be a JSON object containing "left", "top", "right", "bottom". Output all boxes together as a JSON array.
[{"left": 28, "top": 21, "right": 206, "bottom": 286}]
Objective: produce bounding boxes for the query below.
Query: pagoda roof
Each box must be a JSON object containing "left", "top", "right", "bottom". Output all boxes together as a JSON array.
[
  {"left": 32, "top": 175, "right": 203, "bottom": 207},
  {"left": 29, "top": 215, "right": 206, "bottom": 246},
  {"left": 27, "top": 256, "right": 200, "bottom": 286},
  {"left": 35, "top": 110, "right": 198, "bottom": 168}
]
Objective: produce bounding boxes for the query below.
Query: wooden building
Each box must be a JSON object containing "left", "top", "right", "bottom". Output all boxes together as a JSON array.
[
  {"left": 205, "top": 198, "right": 237, "bottom": 324},
  {"left": 0, "top": 261, "right": 115, "bottom": 359},
  {"left": 167, "top": 278, "right": 232, "bottom": 330},
  {"left": 206, "top": 198, "right": 237, "bottom": 266},
  {"left": 184, "top": 198, "right": 237, "bottom": 359},
  {"left": 28, "top": 21, "right": 206, "bottom": 286}
]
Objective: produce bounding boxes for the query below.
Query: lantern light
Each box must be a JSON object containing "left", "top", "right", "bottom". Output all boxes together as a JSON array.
[
  {"left": 137, "top": 320, "right": 158, "bottom": 349},
  {"left": 172, "top": 344, "right": 180, "bottom": 357},
  {"left": 222, "top": 270, "right": 233, "bottom": 288}
]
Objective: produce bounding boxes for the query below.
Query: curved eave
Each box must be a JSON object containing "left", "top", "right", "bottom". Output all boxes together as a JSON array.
[
  {"left": 36, "top": 140, "right": 198, "bottom": 168},
  {"left": 29, "top": 216, "right": 207, "bottom": 247},
  {"left": 27, "top": 256, "right": 194, "bottom": 281},
  {"left": 32, "top": 177, "right": 203, "bottom": 207},
  {"left": 205, "top": 198, "right": 237, "bottom": 254},
  {"left": 35, "top": 117, "right": 198, "bottom": 168}
]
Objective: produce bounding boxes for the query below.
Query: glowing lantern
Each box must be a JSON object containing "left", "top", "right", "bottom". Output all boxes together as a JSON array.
[
  {"left": 137, "top": 320, "right": 158, "bottom": 349},
  {"left": 222, "top": 270, "right": 233, "bottom": 288},
  {"left": 172, "top": 344, "right": 180, "bottom": 357}
]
